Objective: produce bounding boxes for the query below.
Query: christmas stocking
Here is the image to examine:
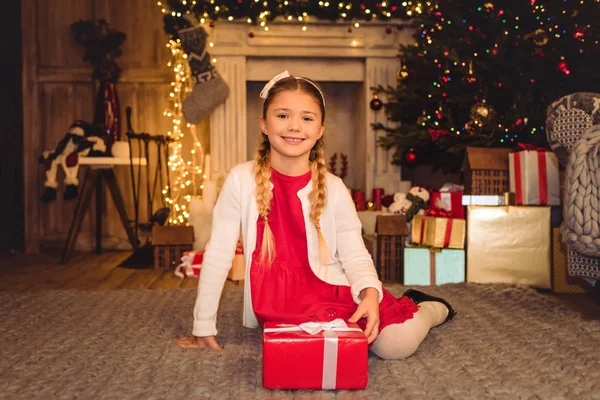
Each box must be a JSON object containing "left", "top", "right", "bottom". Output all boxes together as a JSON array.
[{"left": 178, "top": 25, "right": 230, "bottom": 124}]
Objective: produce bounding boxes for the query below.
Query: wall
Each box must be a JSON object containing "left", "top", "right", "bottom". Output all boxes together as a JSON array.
[{"left": 21, "top": 0, "right": 208, "bottom": 252}]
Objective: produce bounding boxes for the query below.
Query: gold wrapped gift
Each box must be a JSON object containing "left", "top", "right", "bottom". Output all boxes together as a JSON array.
[
  {"left": 411, "top": 215, "right": 466, "bottom": 249},
  {"left": 467, "top": 206, "right": 551, "bottom": 288}
]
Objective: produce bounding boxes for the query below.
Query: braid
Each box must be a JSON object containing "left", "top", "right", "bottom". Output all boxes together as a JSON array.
[
  {"left": 308, "top": 139, "right": 330, "bottom": 267},
  {"left": 253, "top": 135, "right": 275, "bottom": 265}
]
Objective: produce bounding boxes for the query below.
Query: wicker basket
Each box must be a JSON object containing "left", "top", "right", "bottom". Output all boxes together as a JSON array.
[
  {"left": 462, "top": 147, "right": 511, "bottom": 195},
  {"left": 375, "top": 215, "right": 408, "bottom": 283},
  {"left": 152, "top": 225, "right": 194, "bottom": 270}
]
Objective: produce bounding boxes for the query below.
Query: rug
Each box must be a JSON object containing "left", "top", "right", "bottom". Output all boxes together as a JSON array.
[{"left": 1, "top": 283, "right": 599, "bottom": 399}]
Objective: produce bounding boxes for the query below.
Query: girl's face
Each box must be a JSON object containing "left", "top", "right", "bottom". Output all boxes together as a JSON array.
[{"left": 260, "top": 89, "right": 325, "bottom": 166}]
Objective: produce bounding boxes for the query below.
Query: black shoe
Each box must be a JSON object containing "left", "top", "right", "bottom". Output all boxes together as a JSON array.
[
  {"left": 41, "top": 187, "right": 57, "bottom": 203},
  {"left": 403, "top": 289, "right": 457, "bottom": 323},
  {"left": 63, "top": 184, "right": 79, "bottom": 201}
]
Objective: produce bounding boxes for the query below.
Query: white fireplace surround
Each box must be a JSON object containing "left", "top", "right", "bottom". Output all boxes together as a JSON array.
[{"left": 208, "top": 20, "right": 412, "bottom": 195}]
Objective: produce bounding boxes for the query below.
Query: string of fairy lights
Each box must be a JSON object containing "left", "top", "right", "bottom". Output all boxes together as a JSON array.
[{"left": 162, "top": 38, "right": 206, "bottom": 225}]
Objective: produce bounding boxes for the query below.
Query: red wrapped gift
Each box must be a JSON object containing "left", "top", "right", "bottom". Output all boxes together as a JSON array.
[
  {"left": 430, "top": 191, "right": 464, "bottom": 219},
  {"left": 263, "top": 319, "right": 368, "bottom": 390},
  {"left": 508, "top": 144, "right": 560, "bottom": 205}
]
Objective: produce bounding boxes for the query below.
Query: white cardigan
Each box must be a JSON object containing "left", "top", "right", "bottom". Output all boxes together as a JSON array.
[{"left": 192, "top": 161, "right": 383, "bottom": 337}]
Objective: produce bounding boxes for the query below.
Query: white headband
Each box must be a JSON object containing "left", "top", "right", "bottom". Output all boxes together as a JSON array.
[{"left": 259, "top": 70, "right": 326, "bottom": 106}]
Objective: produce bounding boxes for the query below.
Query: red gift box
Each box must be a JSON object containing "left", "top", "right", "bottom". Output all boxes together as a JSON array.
[
  {"left": 430, "top": 191, "right": 464, "bottom": 219},
  {"left": 262, "top": 319, "right": 368, "bottom": 390}
]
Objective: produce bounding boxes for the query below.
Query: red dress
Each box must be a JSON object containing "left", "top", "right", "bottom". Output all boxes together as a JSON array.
[{"left": 250, "top": 168, "right": 417, "bottom": 333}]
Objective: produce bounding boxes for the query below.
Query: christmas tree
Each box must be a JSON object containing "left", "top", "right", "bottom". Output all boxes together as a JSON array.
[{"left": 373, "top": 0, "right": 600, "bottom": 170}]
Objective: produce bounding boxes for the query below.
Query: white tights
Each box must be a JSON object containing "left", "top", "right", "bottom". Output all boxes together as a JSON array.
[{"left": 370, "top": 301, "right": 449, "bottom": 360}]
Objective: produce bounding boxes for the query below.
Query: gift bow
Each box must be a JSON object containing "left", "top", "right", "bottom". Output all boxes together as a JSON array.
[
  {"left": 259, "top": 70, "right": 290, "bottom": 100},
  {"left": 425, "top": 208, "right": 455, "bottom": 218},
  {"left": 264, "top": 318, "right": 362, "bottom": 335},
  {"left": 517, "top": 143, "right": 550, "bottom": 152}
]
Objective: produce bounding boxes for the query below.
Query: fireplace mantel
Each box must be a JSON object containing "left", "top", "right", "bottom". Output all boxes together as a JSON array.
[{"left": 207, "top": 20, "right": 412, "bottom": 195}]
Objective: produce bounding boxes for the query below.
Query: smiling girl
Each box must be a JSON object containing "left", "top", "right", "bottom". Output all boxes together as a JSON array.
[{"left": 176, "top": 71, "right": 456, "bottom": 359}]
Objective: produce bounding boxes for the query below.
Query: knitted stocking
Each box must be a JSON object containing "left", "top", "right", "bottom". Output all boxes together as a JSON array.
[{"left": 178, "top": 25, "right": 230, "bottom": 124}]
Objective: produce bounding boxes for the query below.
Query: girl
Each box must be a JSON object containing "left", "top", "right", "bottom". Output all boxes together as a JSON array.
[{"left": 176, "top": 71, "right": 456, "bottom": 359}]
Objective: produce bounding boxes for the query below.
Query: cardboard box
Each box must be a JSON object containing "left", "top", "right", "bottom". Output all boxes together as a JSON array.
[
  {"left": 262, "top": 320, "right": 368, "bottom": 390},
  {"left": 467, "top": 206, "right": 551, "bottom": 288},
  {"left": 404, "top": 248, "right": 465, "bottom": 286}
]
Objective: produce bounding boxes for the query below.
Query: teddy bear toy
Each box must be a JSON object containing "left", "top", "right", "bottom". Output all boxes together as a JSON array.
[{"left": 387, "top": 185, "right": 431, "bottom": 222}]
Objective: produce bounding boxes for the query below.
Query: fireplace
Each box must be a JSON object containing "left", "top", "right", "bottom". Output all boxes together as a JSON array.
[{"left": 208, "top": 20, "right": 412, "bottom": 195}]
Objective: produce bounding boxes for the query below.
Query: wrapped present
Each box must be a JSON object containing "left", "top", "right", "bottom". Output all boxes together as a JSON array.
[
  {"left": 552, "top": 228, "right": 587, "bottom": 293},
  {"left": 263, "top": 319, "right": 368, "bottom": 390},
  {"left": 411, "top": 215, "right": 466, "bottom": 249},
  {"left": 509, "top": 144, "right": 560, "bottom": 205},
  {"left": 467, "top": 206, "right": 551, "bottom": 288},
  {"left": 430, "top": 191, "right": 464, "bottom": 219},
  {"left": 462, "top": 194, "right": 509, "bottom": 206},
  {"left": 175, "top": 243, "right": 244, "bottom": 280},
  {"left": 174, "top": 251, "right": 203, "bottom": 278},
  {"left": 404, "top": 248, "right": 465, "bottom": 286}
]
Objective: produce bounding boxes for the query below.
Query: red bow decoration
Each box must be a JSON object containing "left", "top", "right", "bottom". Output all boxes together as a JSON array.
[
  {"left": 517, "top": 143, "right": 550, "bottom": 152},
  {"left": 425, "top": 208, "right": 455, "bottom": 218}
]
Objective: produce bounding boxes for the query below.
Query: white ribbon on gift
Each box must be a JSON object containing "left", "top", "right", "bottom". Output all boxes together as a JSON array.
[
  {"left": 264, "top": 319, "right": 363, "bottom": 389},
  {"left": 259, "top": 70, "right": 290, "bottom": 100}
]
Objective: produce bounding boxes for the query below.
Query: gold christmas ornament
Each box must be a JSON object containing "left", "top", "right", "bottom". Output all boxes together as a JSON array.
[
  {"left": 470, "top": 102, "right": 494, "bottom": 123},
  {"left": 397, "top": 65, "right": 409, "bottom": 81}
]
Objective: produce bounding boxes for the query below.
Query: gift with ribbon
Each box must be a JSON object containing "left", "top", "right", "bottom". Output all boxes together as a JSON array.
[
  {"left": 262, "top": 319, "right": 368, "bottom": 390},
  {"left": 411, "top": 215, "right": 466, "bottom": 249},
  {"left": 404, "top": 247, "right": 465, "bottom": 286},
  {"left": 508, "top": 143, "right": 560, "bottom": 205},
  {"left": 174, "top": 243, "right": 244, "bottom": 279},
  {"left": 430, "top": 191, "right": 465, "bottom": 219}
]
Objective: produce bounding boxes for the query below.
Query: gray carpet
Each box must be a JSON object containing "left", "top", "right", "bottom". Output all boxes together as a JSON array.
[{"left": 1, "top": 283, "right": 599, "bottom": 400}]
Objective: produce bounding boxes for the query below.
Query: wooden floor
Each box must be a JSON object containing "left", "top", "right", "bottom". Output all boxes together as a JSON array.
[{"left": 1, "top": 251, "right": 599, "bottom": 321}]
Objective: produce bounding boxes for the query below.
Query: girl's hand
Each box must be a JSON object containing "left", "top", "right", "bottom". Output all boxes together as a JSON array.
[
  {"left": 175, "top": 335, "right": 223, "bottom": 350},
  {"left": 348, "top": 287, "right": 380, "bottom": 344}
]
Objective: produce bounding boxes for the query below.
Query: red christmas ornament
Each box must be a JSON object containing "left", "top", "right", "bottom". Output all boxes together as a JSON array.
[
  {"left": 209, "top": 21, "right": 215, "bottom": 28},
  {"left": 404, "top": 149, "right": 418, "bottom": 165},
  {"left": 397, "top": 24, "right": 404, "bottom": 31},
  {"left": 348, "top": 27, "right": 352, "bottom": 33},
  {"left": 385, "top": 26, "right": 392, "bottom": 34},
  {"left": 248, "top": 32, "right": 255, "bottom": 38},
  {"left": 370, "top": 97, "right": 383, "bottom": 111}
]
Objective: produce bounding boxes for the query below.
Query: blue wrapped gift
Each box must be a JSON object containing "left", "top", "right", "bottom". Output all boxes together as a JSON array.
[{"left": 404, "top": 247, "right": 465, "bottom": 285}]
